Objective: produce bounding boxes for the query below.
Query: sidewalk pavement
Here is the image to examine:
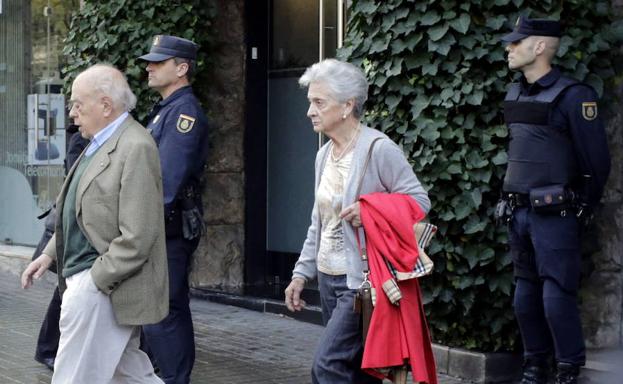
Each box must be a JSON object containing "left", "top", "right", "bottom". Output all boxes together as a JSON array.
[{"left": 0, "top": 268, "right": 464, "bottom": 384}]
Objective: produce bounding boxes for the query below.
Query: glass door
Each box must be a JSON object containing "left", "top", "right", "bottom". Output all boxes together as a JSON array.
[{"left": 244, "top": 0, "right": 346, "bottom": 300}]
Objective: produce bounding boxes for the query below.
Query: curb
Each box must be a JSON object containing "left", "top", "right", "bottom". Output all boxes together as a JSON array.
[
  {"left": 433, "top": 344, "right": 522, "bottom": 383},
  {"left": 191, "top": 287, "right": 324, "bottom": 325}
]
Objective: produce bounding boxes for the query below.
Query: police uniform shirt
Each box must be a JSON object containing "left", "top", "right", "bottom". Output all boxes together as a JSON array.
[
  {"left": 146, "top": 85, "right": 209, "bottom": 217},
  {"left": 518, "top": 68, "right": 610, "bottom": 206}
]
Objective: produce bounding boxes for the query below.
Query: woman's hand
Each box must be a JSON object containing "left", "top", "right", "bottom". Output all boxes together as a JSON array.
[
  {"left": 340, "top": 202, "right": 362, "bottom": 227},
  {"left": 284, "top": 277, "right": 306, "bottom": 312},
  {"left": 21, "top": 254, "right": 53, "bottom": 289}
]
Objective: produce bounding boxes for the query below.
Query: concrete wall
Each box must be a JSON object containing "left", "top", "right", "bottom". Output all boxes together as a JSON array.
[{"left": 189, "top": 0, "right": 246, "bottom": 293}]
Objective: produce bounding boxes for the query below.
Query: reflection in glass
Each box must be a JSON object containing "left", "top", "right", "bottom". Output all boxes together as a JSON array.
[
  {"left": 0, "top": 0, "right": 77, "bottom": 245},
  {"left": 270, "top": 0, "right": 319, "bottom": 71}
]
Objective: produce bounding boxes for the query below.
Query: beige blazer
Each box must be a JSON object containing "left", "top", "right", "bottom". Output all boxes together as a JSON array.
[{"left": 43, "top": 116, "right": 169, "bottom": 326}]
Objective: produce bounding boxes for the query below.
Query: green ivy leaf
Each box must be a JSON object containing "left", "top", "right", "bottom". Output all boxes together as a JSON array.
[
  {"left": 586, "top": 73, "right": 604, "bottom": 97},
  {"left": 409, "top": 94, "right": 431, "bottom": 119},
  {"left": 428, "top": 23, "right": 450, "bottom": 41},
  {"left": 465, "top": 89, "right": 484, "bottom": 105},
  {"left": 486, "top": 15, "right": 506, "bottom": 30},
  {"left": 422, "top": 62, "right": 439, "bottom": 76},
  {"left": 450, "top": 13, "right": 471, "bottom": 34},
  {"left": 358, "top": 0, "right": 379, "bottom": 14},
  {"left": 370, "top": 34, "right": 392, "bottom": 53},
  {"left": 420, "top": 11, "right": 441, "bottom": 26},
  {"left": 428, "top": 33, "right": 456, "bottom": 56},
  {"left": 385, "top": 94, "right": 401, "bottom": 111},
  {"left": 463, "top": 215, "right": 488, "bottom": 234}
]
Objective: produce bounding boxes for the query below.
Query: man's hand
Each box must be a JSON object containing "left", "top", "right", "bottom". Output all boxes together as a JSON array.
[
  {"left": 284, "top": 277, "right": 306, "bottom": 312},
  {"left": 21, "top": 254, "right": 53, "bottom": 289},
  {"left": 340, "top": 202, "right": 362, "bottom": 227}
]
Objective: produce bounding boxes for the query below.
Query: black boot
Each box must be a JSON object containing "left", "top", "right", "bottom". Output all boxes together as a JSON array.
[
  {"left": 555, "top": 362, "right": 580, "bottom": 384},
  {"left": 520, "top": 360, "right": 548, "bottom": 384}
]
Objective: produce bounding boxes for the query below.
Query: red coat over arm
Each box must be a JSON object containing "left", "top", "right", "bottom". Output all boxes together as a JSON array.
[{"left": 359, "top": 193, "right": 437, "bottom": 384}]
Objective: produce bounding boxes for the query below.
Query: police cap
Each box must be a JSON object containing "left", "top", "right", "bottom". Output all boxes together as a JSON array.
[
  {"left": 138, "top": 35, "right": 198, "bottom": 62},
  {"left": 501, "top": 16, "right": 562, "bottom": 43}
]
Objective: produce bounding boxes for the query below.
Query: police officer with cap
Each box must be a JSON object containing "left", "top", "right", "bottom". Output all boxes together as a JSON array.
[
  {"left": 499, "top": 16, "right": 610, "bottom": 384},
  {"left": 138, "top": 35, "right": 209, "bottom": 384}
]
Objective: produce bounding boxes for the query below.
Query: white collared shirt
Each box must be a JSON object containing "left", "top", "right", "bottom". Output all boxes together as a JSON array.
[{"left": 84, "top": 112, "right": 129, "bottom": 157}]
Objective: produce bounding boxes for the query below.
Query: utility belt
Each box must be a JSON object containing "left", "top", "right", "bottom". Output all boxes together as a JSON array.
[{"left": 496, "top": 185, "right": 578, "bottom": 223}]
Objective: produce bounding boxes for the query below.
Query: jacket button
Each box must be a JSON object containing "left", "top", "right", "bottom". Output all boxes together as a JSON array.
[{"left": 108, "top": 285, "right": 115, "bottom": 291}]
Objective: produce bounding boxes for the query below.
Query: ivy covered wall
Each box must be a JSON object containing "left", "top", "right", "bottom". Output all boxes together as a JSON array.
[{"left": 340, "top": 0, "right": 623, "bottom": 351}]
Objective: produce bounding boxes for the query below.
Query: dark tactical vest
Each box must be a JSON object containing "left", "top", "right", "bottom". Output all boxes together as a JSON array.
[{"left": 502, "top": 76, "right": 580, "bottom": 193}]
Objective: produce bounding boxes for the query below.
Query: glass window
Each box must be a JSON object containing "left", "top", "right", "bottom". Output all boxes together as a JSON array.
[
  {"left": 0, "top": 0, "right": 77, "bottom": 245},
  {"left": 270, "top": 0, "right": 319, "bottom": 71}
]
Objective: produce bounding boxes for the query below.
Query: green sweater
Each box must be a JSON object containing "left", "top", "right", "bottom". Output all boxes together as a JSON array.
[{"left": 61, "top": 155, "right": 99, "bottom": 278}]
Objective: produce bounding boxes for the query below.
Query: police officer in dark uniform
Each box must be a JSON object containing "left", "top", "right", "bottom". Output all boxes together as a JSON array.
[
  {"left": 499, "top": 17, "right": 610, "bottom": 384},
  {"left": 138, "top": 35, "right": 209, "bottom": 384}
]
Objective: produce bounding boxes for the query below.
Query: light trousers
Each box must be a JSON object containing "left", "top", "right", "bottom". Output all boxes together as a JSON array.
[{"left": 52, "top": 269, "right": 163, "bottom": 384}]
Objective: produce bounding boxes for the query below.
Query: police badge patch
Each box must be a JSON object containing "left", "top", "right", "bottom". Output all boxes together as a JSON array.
[
  {"left": 176, "top": 114, "right": 196, "bottom": 133},
  {"left": 582, "top": 102, "right": 598, "bottom": 121}
]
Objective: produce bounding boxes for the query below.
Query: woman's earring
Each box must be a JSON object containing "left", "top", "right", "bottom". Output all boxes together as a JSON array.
[{"left": 342, "top": 113, "right": 347, "bottom": 120}]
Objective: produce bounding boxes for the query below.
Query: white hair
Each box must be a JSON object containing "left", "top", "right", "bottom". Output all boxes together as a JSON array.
[
  {"left": 76, "top": 64, "right": 137, "bottom": 112},
  {"left": 299, "top": 59, "right": 369, "bottom": 118}
]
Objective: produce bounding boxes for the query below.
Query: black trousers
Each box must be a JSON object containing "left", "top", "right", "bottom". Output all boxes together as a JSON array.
[
  {"left": 35, "top": 286, "right": 61, "bottom": 361},
  {"left": 143, "top": 236, "right": 198, "bottom": 384}
]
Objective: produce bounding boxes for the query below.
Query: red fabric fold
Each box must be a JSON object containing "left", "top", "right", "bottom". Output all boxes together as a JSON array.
[{"left": 359, "top": 193, "right": 437, "bottom": 384}]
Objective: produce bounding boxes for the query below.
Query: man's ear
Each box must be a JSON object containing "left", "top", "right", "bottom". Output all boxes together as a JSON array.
[
  {"left": 176, "top": 62, "right": 189, "bottom": 78},
  {"left": 102, "top": 96, "right": 114, "bottom": 117},
  {"left": 534, "top": 39, "right": 546, "bottom": 55}
]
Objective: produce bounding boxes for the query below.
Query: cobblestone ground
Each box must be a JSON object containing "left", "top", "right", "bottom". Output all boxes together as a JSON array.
[{"left": 0, "top": 269, "right": 463, "bottom": 384}]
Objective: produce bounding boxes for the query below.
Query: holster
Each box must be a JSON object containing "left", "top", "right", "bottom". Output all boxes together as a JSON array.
[
  {"left": 167, "top": 184, "right": 205, "bottom": 240},
  {"left": 494, "top": 198, "right": 513, "bottom": 225}
]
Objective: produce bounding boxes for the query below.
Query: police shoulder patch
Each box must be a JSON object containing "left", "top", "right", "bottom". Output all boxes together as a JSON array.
[
  {"left": 581, "top": 102, "right": 598, "bottom": 121},
  {"left": 176, "top": 114, "right": 196, "bottom": 133}
]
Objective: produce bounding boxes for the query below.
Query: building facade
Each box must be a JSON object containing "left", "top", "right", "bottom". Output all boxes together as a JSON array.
[{"left": 1, "top": 0, "right": 621, "bottom": 348}]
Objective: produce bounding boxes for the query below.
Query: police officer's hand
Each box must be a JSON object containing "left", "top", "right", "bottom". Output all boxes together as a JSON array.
[
  {"left": 576, "top": 203, "right": 594, "bottom": 229},
  {"left": 340, "top": 202, "right": 362, "bottom": 227},
  {"left": 284, "top": 277, "right": 306, "bottom": 312},
  {"left": 21, "top": 253, "right": 53, "bottom": 289}
]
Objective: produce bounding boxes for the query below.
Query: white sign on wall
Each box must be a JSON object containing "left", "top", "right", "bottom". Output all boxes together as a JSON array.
[{"left": 27, "top": 94, "right": 66, "bottom": 166}]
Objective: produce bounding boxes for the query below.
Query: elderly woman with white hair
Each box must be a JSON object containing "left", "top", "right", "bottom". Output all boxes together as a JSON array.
[{"left": 284, "top": 59, "right": 431, "bottom": 383}]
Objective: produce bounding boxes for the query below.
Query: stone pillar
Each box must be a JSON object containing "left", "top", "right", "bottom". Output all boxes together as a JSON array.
[
  {"left": 190, "top": 0, "right": 246, "bottom": 293},
  {"left": 580, "top": 2, "right": 623, "bottom": 346}
]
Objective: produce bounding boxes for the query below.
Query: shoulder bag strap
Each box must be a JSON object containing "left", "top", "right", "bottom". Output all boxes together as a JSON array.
[{"left": 354, "top": 138, "right": 382, "bottom": 277}]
